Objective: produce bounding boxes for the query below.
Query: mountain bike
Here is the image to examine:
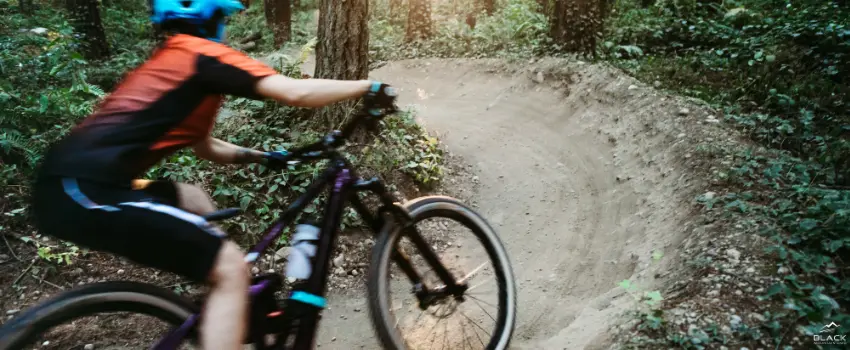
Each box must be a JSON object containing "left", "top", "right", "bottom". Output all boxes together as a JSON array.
[{"left": 0, "top": 97, "right": 517, "bottom": 349}]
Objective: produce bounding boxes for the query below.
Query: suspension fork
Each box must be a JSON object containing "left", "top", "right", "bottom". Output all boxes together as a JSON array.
[
  {"left": 349, "top": 184, "right": 424, "bottom": 287},
  {"left": 351, "top": 178, "right": 466, "bottom": 306},
  {"left": 400, "top": 221, "right": 468, "bottom": 299}
]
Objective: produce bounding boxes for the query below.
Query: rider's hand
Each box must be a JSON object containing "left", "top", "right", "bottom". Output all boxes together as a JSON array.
[
  {"left": 263, "top": 150, "right": 290, "bottom": 169},
  {"left": 364, "top": 81, "right": 397, "bottom": 110}
]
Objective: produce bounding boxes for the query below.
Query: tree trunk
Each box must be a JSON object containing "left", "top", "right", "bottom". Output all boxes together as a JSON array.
[
  {"left": 465, "top": 12, "right": 476, "bottom": 29},
  {"left": 389, "top": 0, "right": 403, "bottom": 19},
  {"left": 20, "top": 0, "right": 34, "bottom": 14},
  {"left": 65, "top": 0, "right": 110, "bottom": 59},
  {"left": 264, "top": 0, "right": 292, "bottom": 47},
  {"left": 537, "top": 0, "right": 551, "bottom": 15},
  {"left": 406, "top": 0, "right": 431, "bottom": 42},
  {"left": 315, "top": 0, "right": 368, "bottom": 128},
  {"left": 478, "top": 0, "right": 495, "bottom": 15},
  {"left": 550, "top": 0, "right": 606, "bottom": 55}
]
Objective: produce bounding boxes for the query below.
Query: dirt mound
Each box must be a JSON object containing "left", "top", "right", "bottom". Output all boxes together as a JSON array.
[{"left": 321, "top": 58, "right": 720, "bottom": 349}]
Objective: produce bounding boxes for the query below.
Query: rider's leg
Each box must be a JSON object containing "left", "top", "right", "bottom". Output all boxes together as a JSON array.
[
  {"left": 132, "top": 183, "right": 249, "bottom": 350},
  {"left": 156, "top": 182, "right": 247, "bottom": 349},
  {"left": 173, "top": 183, "right": 217, "bottom": 215},
  {"left": 132, "top": 180, "right": 217, "bottom": 215},
  {"left": 35, "top": 178, "right": 251, "bottom": 349},
  {"left": 203, "top": 241, "right": 250, "bottom": 350},
  {"left": 172, "top": 183, "right": 247, "bottom": 349}
]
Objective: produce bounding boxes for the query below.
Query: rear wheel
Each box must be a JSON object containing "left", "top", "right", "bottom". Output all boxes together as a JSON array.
[
  {"left": 368, "top": 196, "right": 517, "bottom": 350},
  {"left": 0, "top": 282, "right": 197, "bottom": 350}
]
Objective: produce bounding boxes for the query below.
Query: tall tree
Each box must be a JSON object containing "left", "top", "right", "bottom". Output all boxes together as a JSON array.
[
  {"left": 20, "top": 0, "right": 34, "bottom": 14},
  {"left": 65, "top": 0, "right": 110, "bottom": 59},
  {"left": 314, "top": 0, "right": 368, "bottom": 127},
  {"left": 477, "top": 0, "right": 495, "bottom": 15},
  {"left": 550, "top": 0, "right": 607, "bottom": 55},
  {"left": 406, "top": 0, "right": 431, "bottom": 41},
  {"left": 389, "top": 0, "right": 403, "bottom": 20},
  {"left": 537, "top": 0, "right": 551, "bottom": 15},
  {"left": 264, "top": 0, "right": 292, "bottom": 47}
]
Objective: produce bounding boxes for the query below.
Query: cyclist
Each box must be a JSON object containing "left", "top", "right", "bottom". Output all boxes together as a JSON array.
[{"left": 30, "top": 0, "right": 395, "bottom": 349}]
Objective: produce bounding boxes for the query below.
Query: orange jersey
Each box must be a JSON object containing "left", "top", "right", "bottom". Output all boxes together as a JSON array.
[{"left": 40, "top": 34, "right": 277, "bottom": 184}]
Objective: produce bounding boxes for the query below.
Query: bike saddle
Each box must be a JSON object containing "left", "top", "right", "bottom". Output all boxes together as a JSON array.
[{"left": 202, "top": 207, "right": 242, "bottom": 222}]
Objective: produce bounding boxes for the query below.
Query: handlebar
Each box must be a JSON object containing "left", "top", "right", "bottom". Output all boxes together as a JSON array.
[{"left": 268, "top": 100, "right": 398, "bottom": 166}]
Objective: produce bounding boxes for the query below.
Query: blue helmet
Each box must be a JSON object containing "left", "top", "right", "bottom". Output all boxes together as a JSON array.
[{"left": 150, "top": 0, "right": 245, "bottom": 42}]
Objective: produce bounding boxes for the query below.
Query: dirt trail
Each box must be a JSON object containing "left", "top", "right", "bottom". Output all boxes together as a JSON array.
[{"left": 309, "top": 58, "right": 711, "bottom": 349}]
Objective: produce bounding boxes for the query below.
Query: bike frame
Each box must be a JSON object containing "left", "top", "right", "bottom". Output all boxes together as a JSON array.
[{"left": 153, "top": 112, "right": 464, "bottom": 350}]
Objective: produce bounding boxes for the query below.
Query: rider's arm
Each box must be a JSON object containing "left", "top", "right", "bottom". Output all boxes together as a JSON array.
[
  {"left": 255, "top": 75, "right": 373, "bottom": 108},
  {"left": 192, "top": 136, "right": 266, "bottom": 165},
  {"left": 194, "top": 47, "right": 371, "bottom": 107}
]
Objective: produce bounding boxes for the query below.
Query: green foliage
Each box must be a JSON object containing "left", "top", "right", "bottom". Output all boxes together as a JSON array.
[
  {"left": 1, "top": 3, "right": 443, "bottom": 259},
  {"left": 227, "top": 3, "right": 317, "bottom": 53},
  {"left": 374, "top": 109, "right": 444, "bottom": 187},
  {"left": 607, "top": 0, "right": 850, "bottom": 346},
  {"left": 717, "top": 149, "right": 850, "bottom": 326},
  {"left": 606, "top": 0, "right": 849, "bottom": 172},
  {"left": 19, "top": 236, "right": 82, "bottom": 265},
  {"left": 226, "top": 4, "right": 273, "bottom": 50},
  {"left": 0, "top": 3, "right": 155, "bottom": 239},
  {"left": 370, "top": 0, "right": 551, "bottom": 60},
  {"left": 0, "top": 3, "right": 153, "bottom": 156},
  {"left": 620, "top": 278, "right": 667, "bottom": 331},
  {"left": 36, "top": 244, "right": 80, "bottom": 265},
  {"left": 618, "top": 250, "right": 668, "bottom": 333}
]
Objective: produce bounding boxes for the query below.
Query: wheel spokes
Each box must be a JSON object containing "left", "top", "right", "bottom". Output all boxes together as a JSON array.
[{"left": 374, "top": 206, "right": 514, "bottom": 350}]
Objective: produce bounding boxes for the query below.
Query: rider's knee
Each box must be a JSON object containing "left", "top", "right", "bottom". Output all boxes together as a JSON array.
[
  {"left": 175, "top": 183, "right": 216, "bottom": 215},
  {"left": 209, "top": 241, "right": 249, "bottom": 286}
]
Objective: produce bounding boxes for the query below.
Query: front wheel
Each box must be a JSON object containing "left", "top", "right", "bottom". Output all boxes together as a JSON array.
[{"left": 368, "top": 196, "right": 517, "bottom": 350}]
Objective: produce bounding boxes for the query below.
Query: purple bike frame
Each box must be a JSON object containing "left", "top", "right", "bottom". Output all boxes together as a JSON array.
[{"left": 152, "top": 162, "right": 355, "bottom": 350}]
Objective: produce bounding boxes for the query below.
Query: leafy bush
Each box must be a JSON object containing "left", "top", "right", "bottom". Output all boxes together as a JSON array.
[
  {"left": 606, "top": 0, "right": 849, "bottom": 172},
  {"left": 1, "top": 4, "right": 155, "bottom": 222},
  {"left": 718, "top": 149, "right": 850, "bottom": 327},
  {"left": 0, "top": 3, "right": 155, "bottom": 265},
  {"left": 606, "top": 0, "right": 850, "bottom": 346},
  {"left": 0, "top": 3, "right": 154, "bottom": 161}
]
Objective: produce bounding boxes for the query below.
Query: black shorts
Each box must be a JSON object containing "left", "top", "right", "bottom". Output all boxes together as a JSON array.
[{"left": 31, "top": 177, "right": 224, "bottom": 282}]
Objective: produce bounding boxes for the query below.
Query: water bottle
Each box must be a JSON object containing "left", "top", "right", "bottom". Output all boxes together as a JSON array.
[{"left": 285, "top": 222, "right": 320, "bottom": 281}]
